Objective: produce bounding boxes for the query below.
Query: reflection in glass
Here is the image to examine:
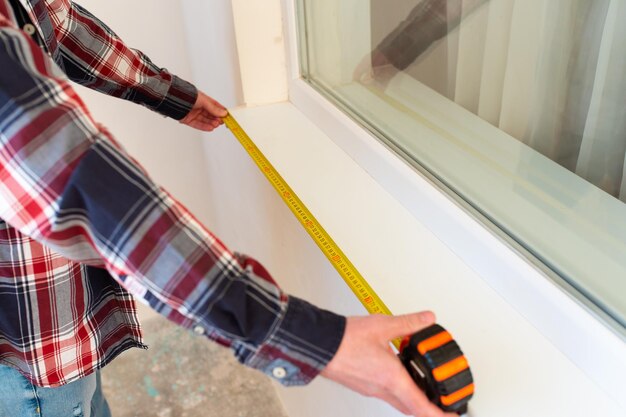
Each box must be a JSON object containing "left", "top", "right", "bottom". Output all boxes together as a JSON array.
[
  {"left": 299, "top": 0, "right": 626, "bottom": 330},
  {"left": 363, "top": 0, "right": 626, "bottom": 201}
]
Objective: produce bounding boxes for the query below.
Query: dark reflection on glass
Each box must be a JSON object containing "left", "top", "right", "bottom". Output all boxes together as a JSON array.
[{"left": 359, "top": 0, "right": 625, "bottom": 202}]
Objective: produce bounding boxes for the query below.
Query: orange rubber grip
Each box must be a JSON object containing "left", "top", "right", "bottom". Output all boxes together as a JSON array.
[
  {"left": 433, "top": 356, "right": 469, "bottom": 382},
  {"left": 417, "top": 331, "right": 453, "bottom": 355},
  {"left": 440, "top": 383, "right": 475, "bottom": 406}
]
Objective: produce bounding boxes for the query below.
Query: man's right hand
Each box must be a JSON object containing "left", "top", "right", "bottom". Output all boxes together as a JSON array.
[{"left": 321, "top": 311, "right": 459, "bottom": 417}]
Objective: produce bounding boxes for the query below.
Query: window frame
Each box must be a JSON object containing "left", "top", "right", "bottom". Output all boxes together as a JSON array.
[{"left": 281, "top": 0, "right": 625, "bottom": 406}]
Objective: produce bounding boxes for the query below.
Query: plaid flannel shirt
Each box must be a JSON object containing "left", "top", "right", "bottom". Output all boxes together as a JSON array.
[{"left": 0, "top": 0, "right": 345, "bottom": 388}]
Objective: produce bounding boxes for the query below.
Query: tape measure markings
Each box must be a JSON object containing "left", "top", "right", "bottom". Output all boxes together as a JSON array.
[
  {"left": 224, "top": 113, "right": 392, "bottom": 319},
  {"left": 223, "top": 112, "right": 474, "bottom": 414}
]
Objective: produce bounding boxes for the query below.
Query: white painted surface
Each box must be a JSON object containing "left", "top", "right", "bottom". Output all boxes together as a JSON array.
[
  {"left": 231, "top": 0, "right": 288, "bottom": 105},
  {"left": 80, "top": 1, "right": 624, "bottom": 415},
  {"left": 180, "top": 0, "right": 244, "bottom": 108},
  {"left": 230, "top": 103, "right": 625, "bottom": 417},
  {"left": 302, "top": 0, "right": 371, "bottom": 86},
  {"left": 287, "top": 79, "right": 626, "bottom": 413},
  {"left": 289, "top": 70, "right": 626, "bottom": 386},
  {"left": 179, "top": 0, "right": 247, "bottom": 237},
  {"left": 72, "top": 1, "right": 212, "bottom": 224},
  {"left": 221, "top": 1, "right": 625, "bottom": 416}
]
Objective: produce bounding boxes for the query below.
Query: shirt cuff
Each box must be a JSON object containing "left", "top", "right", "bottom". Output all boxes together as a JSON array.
[
  {"left": 237, "top": 296, "right": 346, "bottom": 386},
  {"left": 153, "top": 75, "right": 198, "bottom": 120}
]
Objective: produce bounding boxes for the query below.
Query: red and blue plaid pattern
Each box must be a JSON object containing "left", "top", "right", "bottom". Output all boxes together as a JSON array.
[{"left": 0, "top": 0, "right": 345, "bottom": 387}]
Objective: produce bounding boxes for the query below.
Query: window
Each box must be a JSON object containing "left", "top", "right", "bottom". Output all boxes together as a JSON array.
[{"left": 297, "top": 0, "right": 626, "bottom": 332}]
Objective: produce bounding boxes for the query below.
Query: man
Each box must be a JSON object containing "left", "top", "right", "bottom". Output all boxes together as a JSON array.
[{"left": 0, "top": 1, "right": 454, "bottom": 416}]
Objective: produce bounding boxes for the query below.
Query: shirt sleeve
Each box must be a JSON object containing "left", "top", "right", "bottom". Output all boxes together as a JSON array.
[
  {"left": 0, "top": 20, "right": 345, "bottom": 386},
  {"left": 50, "top": 1, "right": 197, "bottom": 120},
  {"left": 374, "top": 0, "right": 486, "bottom": 71}
]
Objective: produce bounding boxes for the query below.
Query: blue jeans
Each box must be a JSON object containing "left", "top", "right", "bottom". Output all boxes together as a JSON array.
[{"left": 0, "top": 365, "right": 111, "bottom": 417}]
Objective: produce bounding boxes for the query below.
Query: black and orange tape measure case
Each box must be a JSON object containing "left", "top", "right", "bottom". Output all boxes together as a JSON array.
[
  {"left": 400, "top": 325, "right": 474, "bottom": 413},
  {"left": 223, "top": 113, "right": 474, "bottom": 414}
]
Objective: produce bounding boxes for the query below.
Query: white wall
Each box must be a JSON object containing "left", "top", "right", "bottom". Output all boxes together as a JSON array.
[
  {"left": 177, "top": 5, "right": 381, "bottom": 416},
  {"left": 72, "top": 0, "right": 213, "bottom": 228},
  {"left": 179, "top": 2, "right": 626, "bottom": 417},
  {"left": 179, "top": 0, "right": 249, "bottom": 241},
  {"left": 74, "top": 1, "right": 626, "bottom": 416}
]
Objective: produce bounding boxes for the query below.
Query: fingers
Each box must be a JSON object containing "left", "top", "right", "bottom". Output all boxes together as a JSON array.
[
  {"left": 382, "top": 312, "right": 461, "bottom": 417},
  {"left": 206, "top": 98, "right": 228, "bottom": 118},
  {"left": 383, "top": 311, "right": 436, "bottom": 340},
  {"left": 321, "top": 313, "right": 452, "bottom": 417},
  {"left": 183, "top": 115, "right": 223, "bottom": 132},
  {"left": 196, "top": 112, "right": 223, "bottom": 129},
  {"left": 197, "top": 91, "right": 227, "bottom": 118},
  {"left": 391, "top": 371, "right": 448, "bottom": 417},
  {"left": 370, "top": 356, "right": 455, "bottom": 417},
  {"left": 379, "top": 350, "right": 447, "bottom": 417}
]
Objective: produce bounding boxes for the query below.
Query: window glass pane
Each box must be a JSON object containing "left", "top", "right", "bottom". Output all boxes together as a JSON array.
[{"left": 298, "top": 0, "right": 626, "bottom": 331}]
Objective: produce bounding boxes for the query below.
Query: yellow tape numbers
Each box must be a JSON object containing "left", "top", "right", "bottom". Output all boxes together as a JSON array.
[{"left": 223, "top": 113, "right": 394, "bottom": 320}]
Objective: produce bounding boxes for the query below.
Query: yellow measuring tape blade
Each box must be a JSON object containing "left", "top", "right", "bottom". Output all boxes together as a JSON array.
[{"left": 223, "top": 113, "right": 393, "bottom": 318}]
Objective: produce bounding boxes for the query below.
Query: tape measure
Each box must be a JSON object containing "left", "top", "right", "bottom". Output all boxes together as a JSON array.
[
  {"left": 223, "top": 112, "right": 473, "bottom": 414},
  {"left": 399, "top": 325, "right": 474, "bottom": 414}
]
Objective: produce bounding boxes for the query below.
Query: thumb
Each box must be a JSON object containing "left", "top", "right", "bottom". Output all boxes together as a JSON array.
[
  {"left": 384, "top": 311, "right": 436, "bottom": 340},
  {"left": 206, "top": 97, "right": 228, "bottom": 118}
]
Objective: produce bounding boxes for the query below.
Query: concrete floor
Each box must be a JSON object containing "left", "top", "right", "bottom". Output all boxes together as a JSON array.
[{"left": 101, "top": 305, "right": 288, "bottom": 417}]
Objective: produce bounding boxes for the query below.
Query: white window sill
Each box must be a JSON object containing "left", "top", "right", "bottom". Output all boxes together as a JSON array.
[
  {"left": 230, "top": 90, "right": 625, "bottom": 415},
  {"left": 327, "top": 72, "right": 626, "bottom": 328}
]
